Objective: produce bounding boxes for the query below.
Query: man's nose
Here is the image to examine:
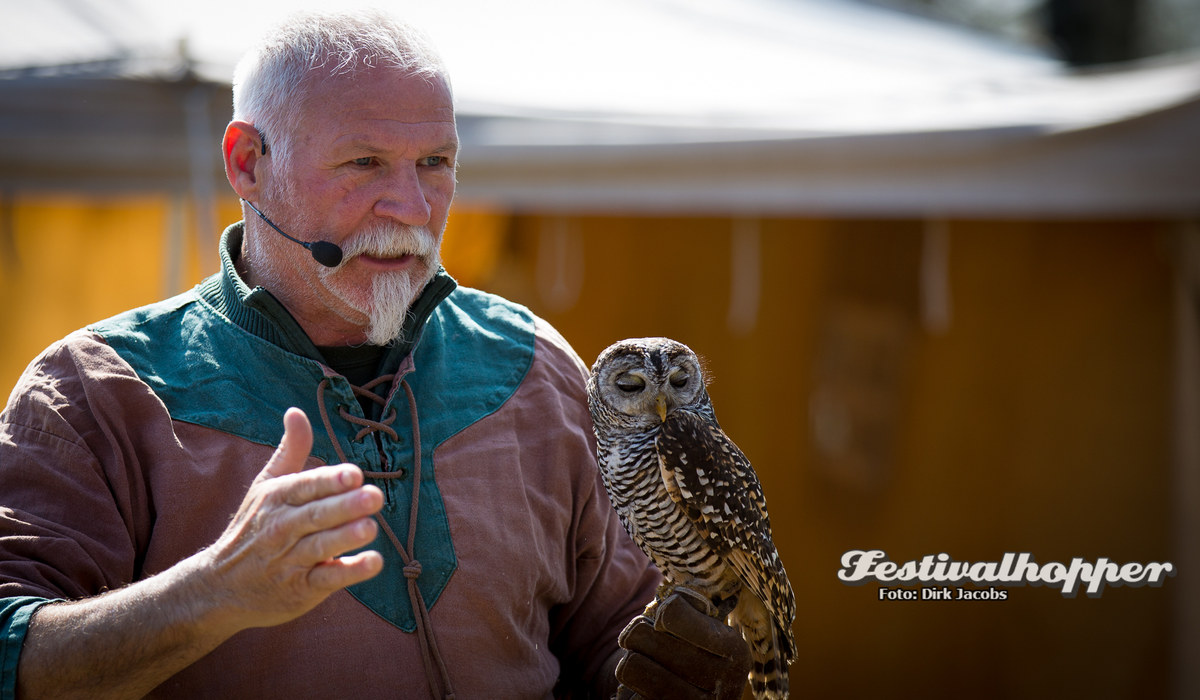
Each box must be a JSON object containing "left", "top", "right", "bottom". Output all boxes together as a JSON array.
[{"left": 373, "top": 164, "right": 431, "bottom": 226}]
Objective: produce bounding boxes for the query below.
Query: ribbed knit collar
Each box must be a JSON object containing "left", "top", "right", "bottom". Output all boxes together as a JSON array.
[{"left": 197, "top": 222, "right": 457, "bottom": 373}]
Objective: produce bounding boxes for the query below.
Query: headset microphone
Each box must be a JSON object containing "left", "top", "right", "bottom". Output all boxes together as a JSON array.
[{"left": 242, "top": 199, "right": 344, "bottom": 268}]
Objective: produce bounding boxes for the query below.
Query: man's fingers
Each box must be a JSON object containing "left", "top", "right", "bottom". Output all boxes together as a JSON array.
[
  {"left": 260, "top": 407, "right": 314, "bottom": 481},
  {"left": 290, "top": 479, "right": 383, "bottom": 526},
  {"left": 307, "top": 550, "right": 385, "bottom": 592},
  {"left": 292, "top": 512, "right": 380, "bottom": 565},
  {"left": 263, "top": 479, "right": 383, "bottom": 568},
  {"left": 278, "top": 465, "right": 373, "bottom": 509}
]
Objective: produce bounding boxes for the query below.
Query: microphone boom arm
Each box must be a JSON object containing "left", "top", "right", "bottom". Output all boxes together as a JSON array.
[{"left": 241, "top": 199, "right": 344, "bottom": 268}]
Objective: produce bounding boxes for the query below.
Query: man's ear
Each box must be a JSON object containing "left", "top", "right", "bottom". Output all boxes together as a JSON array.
[{"left": 223, "top": 120, "right": 267, "bottom": 199}]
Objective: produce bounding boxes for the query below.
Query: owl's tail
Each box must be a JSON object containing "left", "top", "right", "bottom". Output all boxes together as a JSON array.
[{"left": 731, "top": 593, "right": 790, "bottom": 700}]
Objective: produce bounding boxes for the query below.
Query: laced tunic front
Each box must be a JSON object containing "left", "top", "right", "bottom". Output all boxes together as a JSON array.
[{"left": 317, "top": 373, "right": 454, "bottom": 700}]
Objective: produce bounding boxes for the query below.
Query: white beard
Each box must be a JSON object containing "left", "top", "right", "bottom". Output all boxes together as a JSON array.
[
  {"left": 361, "top": 270, "right": 420, "bottom": 346},
  {"left": 318, "top": 221, "right": 441, "bottom": 346}
]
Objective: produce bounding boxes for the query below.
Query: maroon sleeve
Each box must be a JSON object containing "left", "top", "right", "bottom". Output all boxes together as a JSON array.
[{"left": 0, "top": 331, "right": 158, "bottom": 600}]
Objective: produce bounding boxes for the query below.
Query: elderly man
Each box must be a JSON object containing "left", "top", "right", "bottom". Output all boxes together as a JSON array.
[{"left": 0, "top": 10, "right": 751, "bottom": 699}]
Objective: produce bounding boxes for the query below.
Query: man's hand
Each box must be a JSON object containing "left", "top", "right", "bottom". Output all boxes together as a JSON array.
[
  {"left": 615, "top": 592, "right": 753, "bottom": 700},
  {"left": 202, "top": 406, "right": 385, "bottom": 629},
  {"left": 17, "top": 407, "right": 385, "bottom": 700}
]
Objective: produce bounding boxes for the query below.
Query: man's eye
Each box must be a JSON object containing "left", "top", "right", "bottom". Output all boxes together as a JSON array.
[
  {"left": 420, "top": 156, "right": 447, "bottom": 167},
  {"left": 351, "top": 157, "right": 374, "bottom": 167}
]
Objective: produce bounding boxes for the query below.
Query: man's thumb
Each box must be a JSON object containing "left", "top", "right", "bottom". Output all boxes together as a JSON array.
[{"left": 260, "top": 407, "right": 314, "bottom": 480}]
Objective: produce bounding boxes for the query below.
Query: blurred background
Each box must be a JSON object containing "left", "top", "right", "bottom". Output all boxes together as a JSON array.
[{"left": 1, "top": 0, "right": 1198, "bottom": 698}]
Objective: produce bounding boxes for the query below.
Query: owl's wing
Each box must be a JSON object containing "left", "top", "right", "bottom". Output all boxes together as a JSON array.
[{"left": 657, "top": 408, "right": 797, "bottom": 657}]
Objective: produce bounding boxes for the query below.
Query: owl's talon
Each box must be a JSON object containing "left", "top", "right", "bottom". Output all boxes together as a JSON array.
[{"left": 671, "top": 586, "right": 719, "bottom": 618}]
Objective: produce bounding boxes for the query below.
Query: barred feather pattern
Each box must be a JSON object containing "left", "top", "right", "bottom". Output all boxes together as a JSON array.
[{"left": 587, "top": 337, "right": 796, "bottom": 700}]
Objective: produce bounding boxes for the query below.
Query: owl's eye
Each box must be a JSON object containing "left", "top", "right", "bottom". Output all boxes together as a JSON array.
[
  {"left": 615, "top": 374, "right": 646, "bottom": 393},
  {"left": 669, "top": 371, "right": 689, "bottom": 388}
]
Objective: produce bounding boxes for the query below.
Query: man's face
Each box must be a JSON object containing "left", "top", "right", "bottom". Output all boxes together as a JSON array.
[{"left": 249, "top": 67, "right": 458, "bottom": 346}]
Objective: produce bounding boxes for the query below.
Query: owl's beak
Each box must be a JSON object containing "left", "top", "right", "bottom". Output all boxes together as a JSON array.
[{"left": 655, "top": 395, "right": 668, "bottom": 422}]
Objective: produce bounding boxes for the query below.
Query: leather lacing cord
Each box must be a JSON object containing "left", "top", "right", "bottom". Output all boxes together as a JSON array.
[{"left": 316, "top": 374, "right": 456, "bottom": 700}]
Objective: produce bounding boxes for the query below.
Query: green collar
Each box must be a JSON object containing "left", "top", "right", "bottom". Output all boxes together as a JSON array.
[{"left": 197, "top": 222, "right": 458, "bottom": 373}]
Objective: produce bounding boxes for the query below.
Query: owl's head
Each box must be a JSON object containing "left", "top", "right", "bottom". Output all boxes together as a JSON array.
[{"left": 587, "top": 337, "right": 713, "bottom": 428}]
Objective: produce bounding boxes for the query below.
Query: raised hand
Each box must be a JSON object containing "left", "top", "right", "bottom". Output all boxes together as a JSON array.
[{"left": 203, "top": 407, "right": 385, "bottom": 629}]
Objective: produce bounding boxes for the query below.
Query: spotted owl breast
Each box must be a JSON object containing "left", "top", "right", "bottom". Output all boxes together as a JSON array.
[{"left": 598, "top": 430, "right": 728, "bottom": 588}]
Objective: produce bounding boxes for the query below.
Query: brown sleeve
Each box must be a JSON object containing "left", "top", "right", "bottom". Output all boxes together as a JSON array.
[{"left": 0, "top": 331, "right": 159, "bottom": 600}]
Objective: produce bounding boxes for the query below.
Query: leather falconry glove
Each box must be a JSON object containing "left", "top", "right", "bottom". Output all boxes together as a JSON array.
[{"left": 614, "top": 591, "right": 753, "bottom": 700}]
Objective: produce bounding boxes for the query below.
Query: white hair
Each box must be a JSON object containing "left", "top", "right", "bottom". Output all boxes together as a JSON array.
[{"left": 232, "top": 9, "right": 451, "bottom": 166}]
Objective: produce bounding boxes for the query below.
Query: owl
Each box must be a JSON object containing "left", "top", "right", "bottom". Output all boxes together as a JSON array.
[{"left": 586, "top": 337, "right": 796, "bottom": 700}]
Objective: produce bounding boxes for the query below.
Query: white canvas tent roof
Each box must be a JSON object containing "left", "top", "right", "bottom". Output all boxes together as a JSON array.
[{"left": 2, "top": 0, "right": 1198, "bottom": 216}]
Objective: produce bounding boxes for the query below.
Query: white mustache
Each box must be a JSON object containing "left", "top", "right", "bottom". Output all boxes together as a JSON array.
[{"left": 339, "top": 223, "right": 436, "bottom": 261}]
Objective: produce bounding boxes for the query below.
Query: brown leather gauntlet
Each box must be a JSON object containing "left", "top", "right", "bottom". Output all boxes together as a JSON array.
[{"left": 614, "top": 592, "right": 752, "bottom": 700}]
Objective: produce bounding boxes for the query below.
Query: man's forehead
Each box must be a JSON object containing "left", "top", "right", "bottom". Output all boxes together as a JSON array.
[
  {"left": 302, "top": 68, "right": 454, "bottom": 119},
  {"left": 293, "top": 68, "right": 457, "bottom": 146}
]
